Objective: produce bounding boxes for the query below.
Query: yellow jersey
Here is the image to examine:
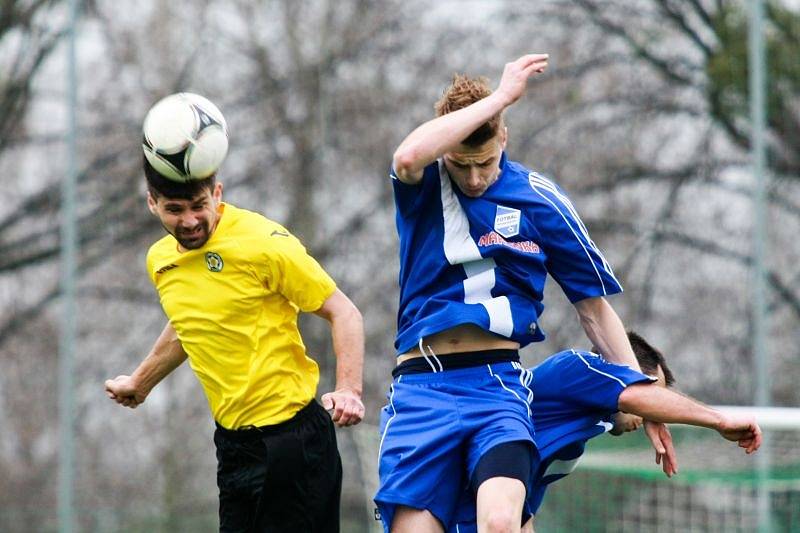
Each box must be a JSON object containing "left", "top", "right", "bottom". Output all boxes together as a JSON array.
[{"left": 146, "top": 203, "right": 336, "bottom": 429}]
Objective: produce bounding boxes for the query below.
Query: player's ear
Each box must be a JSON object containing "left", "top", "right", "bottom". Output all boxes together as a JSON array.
[
  {"left": 499, "top": 126, "right": 508, "bottom": 150},
  {"left": 213, "top": 182, "right": 223, "bottom": 202},
  {"left": 146, "top": 192, "right": 158, "bottom": 215}
]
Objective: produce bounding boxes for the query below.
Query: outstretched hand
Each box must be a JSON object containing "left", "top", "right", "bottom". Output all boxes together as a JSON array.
[
  {"left": 644, "top": 420, "right": 678, "bottom": 477},
  {"left": 321, "top": 388, "right": 365, "bottom": 427},
  {"left": 717, "top": 414, "right": 762, "bottom": 454},
  {"left": 494, "top": 53, "right": 549, "bottom": 108},
  {"left": 105, "top": 375, "right": 147, "bottom": 409}
]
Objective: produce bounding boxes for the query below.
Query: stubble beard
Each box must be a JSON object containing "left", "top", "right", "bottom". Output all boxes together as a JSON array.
[{"left": 165, "top": 222, "right": 211, "bottom": 250}]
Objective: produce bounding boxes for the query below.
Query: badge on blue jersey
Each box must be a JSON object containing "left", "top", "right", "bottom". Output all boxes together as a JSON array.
[{"left": 494, "top": 205, "right": 521, "bottom": 238}]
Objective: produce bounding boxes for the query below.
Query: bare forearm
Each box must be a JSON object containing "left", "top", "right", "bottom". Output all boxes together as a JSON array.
[
  {"left": 575, "top": 297, "right": 641, "bottom": 371},
  {"left": 330, "top": 306, "right": 364, "bottom": 395},
  {"left": 619, "top": 385, "right": 724, "bottom": 430},
  {"left": 393, "top": 92, "right": 510, "bottom": 179},
  {"left": 132, "top": 322, "right": 187, "bottom": 394},
  {"left": 315, "top": 289, "right": 365, "bottom": 395}
]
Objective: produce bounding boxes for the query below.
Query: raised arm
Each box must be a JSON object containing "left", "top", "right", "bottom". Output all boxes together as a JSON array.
[
  {"left": 392, "top": 53, "right": 548, "bottom": 184},
  {"left": 104, "top": 321, "right": 187, "bottom": 408},
  {"left": 314, "top": 288, "right": 365, "bottom": 427},
  {"left": 619, "top": 384, "right": 762, "bottom": 454}
]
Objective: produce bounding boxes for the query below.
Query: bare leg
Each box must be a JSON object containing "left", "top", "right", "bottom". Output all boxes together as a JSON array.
[
  {"left": 476, "top": 477, "right": 526, "bottom": 532},
  {"left": 391, "top": 506, "right": 444, "bottom": 533}
]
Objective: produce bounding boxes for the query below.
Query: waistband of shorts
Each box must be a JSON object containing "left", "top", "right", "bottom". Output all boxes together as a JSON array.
[
  {"left": 392, "top": 349, "right": 520, "bottom": 378},
  {"left": 214, "top": 399, "right": 321, "bottom": 440}
]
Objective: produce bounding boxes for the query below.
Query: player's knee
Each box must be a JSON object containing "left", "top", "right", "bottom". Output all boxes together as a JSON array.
[{"left": 480, "top": 506, "right": 519, "bottom": 533}]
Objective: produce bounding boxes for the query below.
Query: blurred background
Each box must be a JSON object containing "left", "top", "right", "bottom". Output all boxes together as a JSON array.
[{"left": 0, "top": 0, "right": 798, "bottom": 531}]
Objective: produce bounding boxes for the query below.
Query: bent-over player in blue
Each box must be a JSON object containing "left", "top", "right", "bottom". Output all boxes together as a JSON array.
[
  {"left": 450, "top": 332, "right": 763, "bottom": 533},
  {"left": 377, "top": 54, "right": 675, "bottom": 533}
]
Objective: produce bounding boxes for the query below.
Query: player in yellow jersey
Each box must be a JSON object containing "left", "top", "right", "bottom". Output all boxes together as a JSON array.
[{"left": 105, "top": 159, "right": 365, "bottom": 532}]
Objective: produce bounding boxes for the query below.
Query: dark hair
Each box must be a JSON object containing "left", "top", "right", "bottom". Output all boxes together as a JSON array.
[
  {"left": 628, "top": 331, "right": 676, "bottom": 386},
  {"left": 144, "top": 155, "right": 216, "bottom": 200},
  {"left": 435, "top": 74, "right": 502, "bottom": 147}
]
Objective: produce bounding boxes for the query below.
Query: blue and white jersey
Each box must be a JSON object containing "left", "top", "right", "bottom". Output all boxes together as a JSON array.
[
  {"left": 523, "top": 350, "right": 656, "bottom": 514},
  {"left": 531, "top": 350, "right": 655, "bottom": 469},
  {"left": 391, "top": 153, "right": 622, "bottom": 355}
]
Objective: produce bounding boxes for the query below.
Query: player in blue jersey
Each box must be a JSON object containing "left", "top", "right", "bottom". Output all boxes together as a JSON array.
[
  {"left": 450, "top": 332, "right": 763, "bottom": 533},
  {"left": 377, "top": 53, "right": 674, "bottom": 532}
]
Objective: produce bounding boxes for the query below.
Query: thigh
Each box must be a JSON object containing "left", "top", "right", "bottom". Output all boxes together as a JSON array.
[
  {"left": 301, "top": 403, "right": 342, "bottom": 533},
  {"left": 375, "top": 379, "right": 466, "bottom": 531},
  {"left": 476, "top": 477, "right": 527, "bottom": 531},
  {"left": 214, "top": 432, "right": 270, "bottom": 533},
  {"left": 451, "top": 441, "right": 536, "bottom": 533},
  {"left": 254, "top": 402, "right": 342, "bottom": 533},
  {"left": 462, "top": 364, "right": 535, "bottom": 479},
  {"left": 391, "top": 506, "right": 445, "bottom": 533}
]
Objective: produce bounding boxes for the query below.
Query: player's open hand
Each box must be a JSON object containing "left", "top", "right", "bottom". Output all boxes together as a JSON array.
[
  {"left": 321, "top": 388, "right": 365, "bottom": 427},
  {"left": 717, "top": 414, "right": 762, "bottom": 454},
  {"left": 644, "top": 420, "right": 678, "bottom": 477},
  {"left": 105, "top": 375, "right": 147, "bottom": 409},
  {"left": 495, "top": 53, "right": 549, "bottom": 107}
]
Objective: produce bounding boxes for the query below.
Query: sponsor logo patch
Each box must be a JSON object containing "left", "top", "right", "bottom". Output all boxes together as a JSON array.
[
  {"left": 205, "top": 252, "right": 224, "bottom": 272},
  {"left": 155, "top": 263, "right": 179, "bottom": 275},
  {"left": 478, "top": 231, "right": 541, "bottom": 254},
  {"left": 494, "top": 205, "right": 521, "bottom": 238}
]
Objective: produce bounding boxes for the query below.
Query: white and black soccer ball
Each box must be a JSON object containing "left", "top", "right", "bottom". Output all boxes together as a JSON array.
[{"left": 142, "top": 92, "right": 228, "bottom": 182}]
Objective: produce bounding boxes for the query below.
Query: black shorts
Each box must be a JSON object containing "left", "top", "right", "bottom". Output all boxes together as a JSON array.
[{"left": 214, "top": 400, "right": 342, "bottom": 532}]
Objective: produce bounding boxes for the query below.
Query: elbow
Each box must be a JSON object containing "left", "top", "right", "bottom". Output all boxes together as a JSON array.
[
  {"left": 347, "top": 301, "right": 363, "bottom": 329},
  {"left": 333, "top": 294, "right": 363, "bottom": 331},
  {"left": 393, "top": 146, "right": 421, "bottom": 179},
  {"left": 575, "top": 296, "right": 607, "bottom": 325}
]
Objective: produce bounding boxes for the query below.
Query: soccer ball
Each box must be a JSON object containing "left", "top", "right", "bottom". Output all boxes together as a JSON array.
[{"left": 142, "top": 92, "right": 228, "bottom": 182}]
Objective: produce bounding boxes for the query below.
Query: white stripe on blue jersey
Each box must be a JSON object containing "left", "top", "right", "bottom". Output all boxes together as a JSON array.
[
  {"left": 572, "top": 350, "right": 628, "bottom": 387},
  {"left": 543, "top": 457, "right": 581, "bottom": 478},
  {"left": 528, "top": 173, "right": 619, "bottom": 294},
  {"left": 440, "top": 160, "right": 483, "bottom": 265},
  {"left": 528, "top": 172, "right": 619, "bottom": 282},
  {"left": 440, "top": 162, "right": 515, "bottom": 338},
  {"left": 462, "top": 259, "right": 496, "bottom": 304}
]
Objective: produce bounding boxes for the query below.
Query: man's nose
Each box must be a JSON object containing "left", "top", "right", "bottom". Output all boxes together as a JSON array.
[
  {"left": 179, "top": 213, "right": 198, "bottom": 227},
  {"left": 468, "top": 166, "right": 481, "bottom": 184}
]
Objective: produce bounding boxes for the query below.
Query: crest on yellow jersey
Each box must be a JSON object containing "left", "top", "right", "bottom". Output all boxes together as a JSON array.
[{"left": 205, "top": 252, "right": 224, "bottom": 272}]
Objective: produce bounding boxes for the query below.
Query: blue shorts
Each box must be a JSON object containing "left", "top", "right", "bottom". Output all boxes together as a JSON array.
[
  {"left": 449, "top": 351, "right": 654, "bottom": 531},
  {"left": 374, "top": 360, "right": 536, "bottom": 531}
]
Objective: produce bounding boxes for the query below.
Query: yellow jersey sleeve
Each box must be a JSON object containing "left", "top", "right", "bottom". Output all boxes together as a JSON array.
[
  {"left": 145, "top": 249, "right": 156, "bottom": 285},
  {"left": 261, "top": 227, "right": 336, "bottom": 313}
]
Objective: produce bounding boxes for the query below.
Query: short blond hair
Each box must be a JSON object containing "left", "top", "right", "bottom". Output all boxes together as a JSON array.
[{"left": 435, "top": 74, "right": 502, "bottom": 146}]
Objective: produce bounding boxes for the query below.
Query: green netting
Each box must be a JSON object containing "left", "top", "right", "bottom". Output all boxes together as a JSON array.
[{"left": 535, "top": 426, "right": 800, "bottom": 532}]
